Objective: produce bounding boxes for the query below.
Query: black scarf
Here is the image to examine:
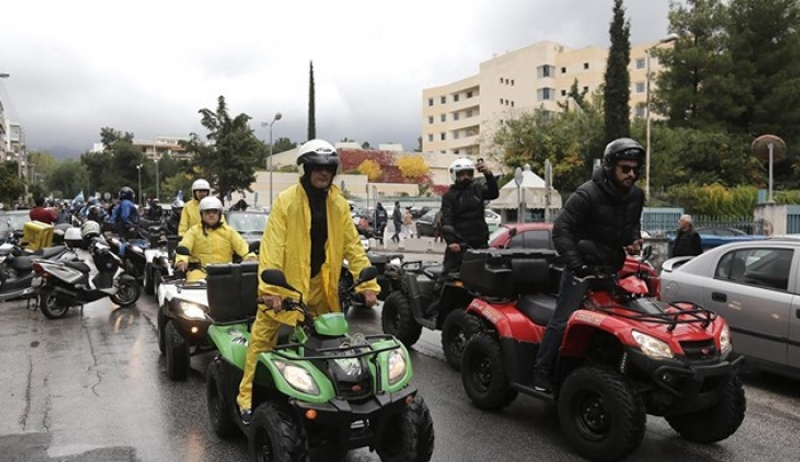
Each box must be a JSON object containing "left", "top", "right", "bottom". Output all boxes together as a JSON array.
[{"left": 301, "top": 176, "right": 329, "bottom": 278}]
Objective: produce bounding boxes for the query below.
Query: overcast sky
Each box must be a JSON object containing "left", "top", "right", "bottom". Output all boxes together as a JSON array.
[{"left": 0, "top": 0, "right": 670, "bottom": 159}]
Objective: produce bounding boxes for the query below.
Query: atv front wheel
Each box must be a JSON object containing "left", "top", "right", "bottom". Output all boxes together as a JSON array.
[
  {"left": 248, "top": 401, "right": 309, "bottom": 462},
  {"left": 111, "top": 279, "right": 141, "bottom": 306},
  {"left": 165, "top": 320, "right": 190, "bottom": 381},
  {"left": 665, "top": 371, "right": 746, "bottom": 443},
  {"left": 39, "top": 288, "right": 70, "bottom": 320},
  {"left": 381, "top": 291, "right": 422, "bottom": 347},
  {"left": 207, "top": 359, "right": 237, "bottom": 438},
  {"left": 375, "top": 395, "right": 434, "bottom": 462},
  {"left": 441, "top": 310, "right": 483, "bottom": 371},
  {"left": 558, "top": 366, "right": 646, "bottom": 462},
  {"left": 157, "top": 310, "right": 166, "bottom": 354},
  {"left": 461, "top": 334, "right": 516, "bottom": 410}
]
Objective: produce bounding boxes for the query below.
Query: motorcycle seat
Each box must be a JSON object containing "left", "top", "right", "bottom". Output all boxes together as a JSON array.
[
  {"left": 65, "top": 261, "right": 91, "bottom": 273},
  {"left": 34, "top": 245, "right": 66, "bottom": 259},
  {"left": 516, "top": 294, "right": 557, "bottom": 326}
]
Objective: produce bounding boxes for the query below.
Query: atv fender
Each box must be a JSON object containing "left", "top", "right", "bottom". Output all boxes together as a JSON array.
[{"left": 465, "top": 298, "right": 540, "bottom": 342}]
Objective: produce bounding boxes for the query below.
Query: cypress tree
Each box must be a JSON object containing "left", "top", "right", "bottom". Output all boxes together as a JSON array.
[
  {"left": 603, "top": 0, "right": 632, "bottom": 142},
  {"left": 308, "top": 61, "right": 316, "bottom": 140}
]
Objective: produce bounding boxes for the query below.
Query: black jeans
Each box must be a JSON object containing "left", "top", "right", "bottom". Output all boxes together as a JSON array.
[
  {"left": 391, "top": 221, "right": 402, "bottom": 242},
  {"left": 534, "top": 268, "right": 590, "bottom": 374}
]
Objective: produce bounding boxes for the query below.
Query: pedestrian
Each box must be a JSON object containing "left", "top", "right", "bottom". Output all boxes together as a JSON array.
[
  {"left": 670, "top": 214, "right": 703, "bottom": 257},
  {"left": 373, "top": 202, "right": 388, "bottom": 245},
  {"left": 432, "top": 210, "right": 443, "bottom": 242},
  {"left": 403, "top": 207, "right": 415, "bottom": 239},
  {"left": 391, "top": 201, "right": 402, "bottom": 243}
]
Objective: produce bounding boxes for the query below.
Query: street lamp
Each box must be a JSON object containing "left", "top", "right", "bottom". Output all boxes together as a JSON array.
[
  {"left": 261, "top": 112, "right": 282, "bottom": 209},
  {"left": 136, "top": 164, "right": 143, "bottom": 206},
  {"left": 645, "top": 33, "right": 679, "bottom": 201}
]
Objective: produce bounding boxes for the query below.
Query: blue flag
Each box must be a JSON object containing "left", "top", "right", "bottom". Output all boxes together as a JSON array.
[
  {"left": 72, "top": 190, "right": 85, "bottom": 206},
  {"left": 176, "top": 190, "right": 183, "bottom": 201}
]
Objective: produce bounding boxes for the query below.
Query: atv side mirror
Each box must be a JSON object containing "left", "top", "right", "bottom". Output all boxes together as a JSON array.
[
  {"left": 175, "top": 246, "right": 191, "bottom": 256},
  {"left": 356, "top": 266, "right": 379, "bottom": 285},
  {"left": 261, "top": 269, "right": 299, "bottom": 293}
]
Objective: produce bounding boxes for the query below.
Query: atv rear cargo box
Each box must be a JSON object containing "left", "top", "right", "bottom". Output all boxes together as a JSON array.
[
  {"left": 460, "top": 248, "right": 557, "bottom": 298},
  {"left": 206, "top": 262, "right": 259, "bottom": 323}
]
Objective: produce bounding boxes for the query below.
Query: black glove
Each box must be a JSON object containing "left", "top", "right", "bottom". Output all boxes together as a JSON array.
[{"left": 569, "top": 264, "right": 592, "bottom": 278}]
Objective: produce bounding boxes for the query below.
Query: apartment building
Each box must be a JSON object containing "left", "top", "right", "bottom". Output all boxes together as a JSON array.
[
  {"left": 422, "top": 40, "right": 667, "bottom": 155},
  {"left": 91, "top": 136, "right": 192, "bottom": 160}
]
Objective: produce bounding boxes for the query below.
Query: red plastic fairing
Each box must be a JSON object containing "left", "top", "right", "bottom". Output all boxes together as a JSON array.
[{"left": 466, "top": 298, "right": 543, "bottom": 343}]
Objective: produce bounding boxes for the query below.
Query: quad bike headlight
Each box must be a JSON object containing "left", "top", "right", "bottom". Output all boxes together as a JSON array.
[
  {"left": 178, "top": 301, "right": 207, "bottom": 320},
  {"left": 274, "top": 361, "right": 319, "bottom": 395},
  {"left": 388, "top": 349, "right": 407, "bottom": 384},
  {"left": 719, "top": 324, "right": 732, "bottom": 355},
  {"left": 632, "top": 331, "right": 674, "bottom": 360}
]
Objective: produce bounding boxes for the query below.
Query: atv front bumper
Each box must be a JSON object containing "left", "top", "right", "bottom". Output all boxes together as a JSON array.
[{"left": 291, "top": 386, "right": 417, "bottom": 450}]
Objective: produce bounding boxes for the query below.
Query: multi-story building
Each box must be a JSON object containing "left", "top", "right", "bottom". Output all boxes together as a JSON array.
[
  {"left": 91, "top": 136, "right": 192, "bottom": 160},
  {"left": 0, "top": 100, "right": 7, "bottom": 161},
  {"left": 422, "top": 40, "right": 667, "bottom": 155}
]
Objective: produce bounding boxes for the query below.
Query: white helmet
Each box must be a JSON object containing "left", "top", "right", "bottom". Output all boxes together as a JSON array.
[
  {"left": 449, "top": 158, "right": 476, "bottom": 182},
  {"left": 81, "top": 221, "right": 101, "bottom": 239},
  {"left": 296, "top": 139, "right": 339, "bottom": 175},
  {"left": 192, "top": 179, "right": 211, "bottom": 193},
  {"left": 199, "top": 196, "right": 223, "bottom": 213}
]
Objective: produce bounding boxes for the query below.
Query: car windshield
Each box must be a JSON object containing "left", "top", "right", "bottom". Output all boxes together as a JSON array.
[{"left": 226, "top": 213, "right": 268, "bottom": 234}]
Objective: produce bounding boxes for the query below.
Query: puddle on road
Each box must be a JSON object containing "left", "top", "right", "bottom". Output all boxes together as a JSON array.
[{"left": 30, "top": 341, "right": 40, "bottom": 348}]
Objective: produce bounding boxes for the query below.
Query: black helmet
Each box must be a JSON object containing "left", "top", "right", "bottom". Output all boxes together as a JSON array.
[
  {"left": 603, "top": 138, "right": 645, "bottom": 168},
  {"left": 119, "top": 186, "right": 135, "bottom": 201}
]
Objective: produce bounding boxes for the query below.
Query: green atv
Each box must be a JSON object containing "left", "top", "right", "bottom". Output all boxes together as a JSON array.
[{"left": 204, "top": 264, "right": 435, "bottom": 462}]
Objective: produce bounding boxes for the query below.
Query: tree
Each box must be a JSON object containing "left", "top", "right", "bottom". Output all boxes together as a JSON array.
[
  {"left": 361, "top": 141, "right": 371, "bottom": 149},
  {"left": 603, "top": 0, "right": 632, "bottom": 142},
  {"left": 181, "top": 96, "right": 268, "bottom": 200},
  {"left": 308, "top": 61, "right": 316, "bottom": 140},
  {"left": 47, "top": 159, "right": 89, "bottom": 199},
  {"left": 28, "top": 151, "right": 58, "bottom": 180},
  {"left": 0, "top": 161, "right": 24, "bottom": 206},
  {"left": 558, "top": 79, "right": 590, "bottom": 111},
  {"left": 357, "top": 159, "right": 383, "bottom": 182},
  {"left": 100, "top": 127, "right": 133, "bottom": 151},
  {"left": 272, "top": 137, "right": 297, "bottom": 154},
  {"left": 397, "top": 155, "right": 430, "bottom": 180}
]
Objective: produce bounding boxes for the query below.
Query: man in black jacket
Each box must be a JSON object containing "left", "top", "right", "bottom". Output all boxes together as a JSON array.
[
  {"left": 533, "top": 138, "right": 646, "bottom": 392},
  {"left": 670, "top": 214, "right": 703, "bottom": 257},
  {"left": 432, "top": 158, "right": 499, "bottom": 309}
]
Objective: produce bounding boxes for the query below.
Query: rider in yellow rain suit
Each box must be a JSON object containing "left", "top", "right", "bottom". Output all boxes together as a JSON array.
[{"left": 178, "top": 178, "right": 211, "bottom": 237}]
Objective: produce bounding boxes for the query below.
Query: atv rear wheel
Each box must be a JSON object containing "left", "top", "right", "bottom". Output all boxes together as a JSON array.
[
  {"left": 110, "top": 279, "right": 141, "bottom": 306},
  {"left": 381, "top": 291, "right": 422, "bottom": 347},
  {"left": 558, "top": 366, "right": 646, "bottom": 462},
  {"left": 144, "top": 263, "right": 154, "bottom": 296},
  {"left": 39, "top": 288, "right": 70, "bottom": 320},
  {"left": 207, "top": 359, "right": 237, "bottom": 438},
  {"left": 441, "top": 310, "right": 483, "bottom": 371},
  {"left": 665, "top": 371, "right": 746, "bottom": 443},
  {"left": 375, "top": 395, "right": 435, "bottom": 462},
  {"left": 165, "top": 320, "right": 190, "bottom": 381},
  {"left": 249, "top": 401, "right": 309, "bottom": 462},
  {"left": 461, "top": 334, "right": 516, "bottom": 410}
]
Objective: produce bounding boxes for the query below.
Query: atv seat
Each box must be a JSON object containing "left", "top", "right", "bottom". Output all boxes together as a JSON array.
[
  {"left": 206, "top": 262, "right": 259, "bottom": 324},
  {"left": 516, "top": 294, "right": 557, "bottom": 326}
]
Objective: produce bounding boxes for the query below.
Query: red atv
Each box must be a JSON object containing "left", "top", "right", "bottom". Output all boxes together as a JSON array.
[{"left": 458, "top": 244, "right": 745, "bottom": 462}]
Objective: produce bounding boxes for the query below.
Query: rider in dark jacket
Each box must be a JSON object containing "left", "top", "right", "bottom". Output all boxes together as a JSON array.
[{"left": 533, "top": 138, "right": 646, "bottom": 392}]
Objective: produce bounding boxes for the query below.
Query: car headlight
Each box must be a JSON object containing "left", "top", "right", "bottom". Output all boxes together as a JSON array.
[
  {"left": 632, "top": 330, "right": 674, "bottom": 360},
  {"left": 178, "top": 301, "right": 207, "bottom": 320},
  {"left": 719, "top": 324, "right": 732, "bottom": 355},
  {"left": 388, "top": 349, "right": 407, "bottom": 384},
  {"left": 274, "top": 361, "right": 319, "bottom": 395}
]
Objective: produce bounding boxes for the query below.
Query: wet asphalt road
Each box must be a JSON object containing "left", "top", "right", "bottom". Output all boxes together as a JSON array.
[{"left": 2, "top": 259, "right": 800, "bottom": 462}]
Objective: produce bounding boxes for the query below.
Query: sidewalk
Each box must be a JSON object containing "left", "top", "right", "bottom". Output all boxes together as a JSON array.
[{"left": 368, "top": 236, "right": 446, "bottom": 254}]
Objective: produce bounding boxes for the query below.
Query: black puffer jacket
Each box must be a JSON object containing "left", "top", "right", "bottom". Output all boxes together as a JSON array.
[
  {"left": 441, "top": 175, "right": 499, "bottom": 246},
  {"left": 553, "top": 167, "right": 644, "bottom": 272}
]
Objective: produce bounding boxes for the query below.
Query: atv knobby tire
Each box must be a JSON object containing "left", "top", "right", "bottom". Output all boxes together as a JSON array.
[
  {"left": 665, "top": 371, "right": 746, "bottom": 443},
  {"left": 165, "top": 320, "right": 190, "bottom": 381},
  {"left": 207, "top": 359, "right": 237, "bottom": 438},
  {"left": 558, "top": 366, "right": 646, "bottom": 462},
  {"left": 461, "top": 334, "right": 517, "bottom": 410},
  {"left": 381, "top": 291, "right": 422, "bottom": 347},
  {"left": 248, "top": 401, "right": 309, "bottom": 462},
  {"left": 144, "top": 263, "right": 154, "bottom": 296},
  {"left": 441, "top": 310, "right": 483, "bottom": 371},
  {"left": 39, "top": 288, "right": 70, "bottom": 320},
  {"left": 157, "top": 310, "right": 166, "bottom": 354},
  {"left": 375, "top": 395, "right": 435, "bottom": 462}
]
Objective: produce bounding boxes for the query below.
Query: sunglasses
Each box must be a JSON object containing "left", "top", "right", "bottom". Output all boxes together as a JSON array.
[
  {"left": 617, "top": 164, "right": 641, "bottom": 175},
  {"left": 309, "top": 165, "right": 337, "bottom": 174}
]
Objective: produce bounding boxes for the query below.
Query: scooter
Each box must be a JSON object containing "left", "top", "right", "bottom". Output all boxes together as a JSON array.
[
  {"left": 0, "top": 243, "right": 74, "bottom": 303},
  {"left": 459, "top": 243, "right": 745, "bottom": 462},
  {"left": 143, "top": 235, "right": 173, "bottom": 297},
  {"left": 31, "top": 237, "right": 141, "bottom": 319},
  {"left": 205, "top": 265, "right": 434, "bottom": 461}
]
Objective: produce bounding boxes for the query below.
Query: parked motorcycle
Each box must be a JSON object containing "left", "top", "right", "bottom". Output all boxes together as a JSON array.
[
  {"left": 32, "top": 237, "right": 141, "bottom": 319},
  {"left": 0, "top": 243, "right": 74, "bottom": 303}
]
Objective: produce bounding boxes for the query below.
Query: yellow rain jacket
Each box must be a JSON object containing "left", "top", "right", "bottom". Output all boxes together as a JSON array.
[
  {"left": 175, "top": 222, "right": 254, "bottom": 281},
  {"left": 178, "top": 199, "right": 201, "bottom": 237}
]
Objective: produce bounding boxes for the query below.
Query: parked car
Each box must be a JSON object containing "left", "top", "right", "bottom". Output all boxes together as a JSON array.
[
  {"left": 415, "top": 210, "right": 439, "bottom": 237},
  {"left": 223, "top": 209, "right": 269, "bottom": 249},
  {"left": 666, "top": 227, "right": 766, "bottom": 252},
  {"left": 484, "top": 209, "right": 502, "bottom": 231},
  {"left": 409, "top": 206, "right": 431, "bottom": 219},
  {"left": 488, "top": 222, "right": 556, "bottom": 250},
  {"left": 660, "top": 238, "right": 800, "bottom": 380},
  {"left": 0, "top": 210, "right": 32, "bottom": 242}
]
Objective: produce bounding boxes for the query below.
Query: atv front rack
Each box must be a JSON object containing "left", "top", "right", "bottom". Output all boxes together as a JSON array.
[
  {"left": 271, "top": 333, "right": 402, "bottom": 361},
  {"left": 593, "top": 300, "right": 718, "bottom": 331}
]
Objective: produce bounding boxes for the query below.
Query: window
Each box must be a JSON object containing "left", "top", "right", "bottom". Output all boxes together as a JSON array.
[
  {"left": 440, "top": 133, "right": 446, "bottom": 141},
  {"left": 499, "top": 98, "right": 503, "bottom": 104},
  {"left": 453, "top": 131, "right": 460, "bottom": 139},
  {"left": 504, "top": 99, "right": 508, "bottom": 105},
  {"left": 427, "top": 134, "right": 433, "bottom": 142},
  {"left": 454, "top": 149, "right": 459, "bottom": 155},
  {"left": 466, "top": 109, "right": 473, "bottom": 117},
  {"left": 467, "top": 91, "right": 473, "bottom": 98},
  {"left": 499, "top": 77, "right": 504, "bottom": 84},
  {"left": 714, "top": 248, "right": 793, "bottom": 291},
  {"left": 636, "top": 82, "right": 645, "bottom": 93},
  {"left": 511, "top": 101, "right": 515, "bottom": 107},
  {"left": 537, "top": 65, "right": 556, "bottom": 79},
  {"left": 583, "top": 86, "right": 589, "bottom": 93},
  {"left": 440, "top": 114, "right": 446, "bottom": 122},
  {"left": 454, "top": 94, "right": 460, "bottom": 102},
  {"left": 561, "top": 89, "right": 567, "bottom": 97},
  {"left": 428, "top": 98, "right": 433, "bottom": 106},
  {"left": 454, "top": 112, "right": 460, "bottom": 121},
  {"left": 583, "top": 62, "right": 589, "bottom": 70},
  {"left": 537, "top": 88, "right": 554, "bottom": 101},
  {"left": 635, "top": 105, "right": 645, "bottom": 117},
  {"left": 428, "top": 116, "right": 433, "bottom": 124},
  {"left": 440, "top": 96, "right": 446, "bottom": 104},
  {"left": 561, "top": 66, "right": 567, "bottom": 73},
  {"left": 636, "top": 58, "right": 646, "bottom": 69},
  {"left": 507, "top": 230, "right": 553, "bottom": 250},
  {"left": 511, "top": 80, "right": 515, "bottom": 86}
]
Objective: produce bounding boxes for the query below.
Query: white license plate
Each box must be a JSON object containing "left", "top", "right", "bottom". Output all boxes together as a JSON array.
[{"left": 31, "top": 277, "right": 43, "bottom": 288}]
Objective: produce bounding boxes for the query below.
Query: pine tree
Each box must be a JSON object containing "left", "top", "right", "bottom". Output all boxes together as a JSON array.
[
  {"left": 603, "top": 0, "right": 632, "bottom": 143},
  {"left": 308, "top": 61, "right": 316, "bottom": 140}
]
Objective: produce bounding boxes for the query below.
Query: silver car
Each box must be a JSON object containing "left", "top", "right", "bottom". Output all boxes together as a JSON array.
[{"left": 660, "top": 238, "right": 800, "bottom": 379}]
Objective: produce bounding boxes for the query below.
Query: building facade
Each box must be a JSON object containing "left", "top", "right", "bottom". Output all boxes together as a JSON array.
[
  {"left": 422, "top": 40, "right": 667, "bottom": 155},
  {"left": 91, "top": 136, "right": 192, "bottom": 160}
]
